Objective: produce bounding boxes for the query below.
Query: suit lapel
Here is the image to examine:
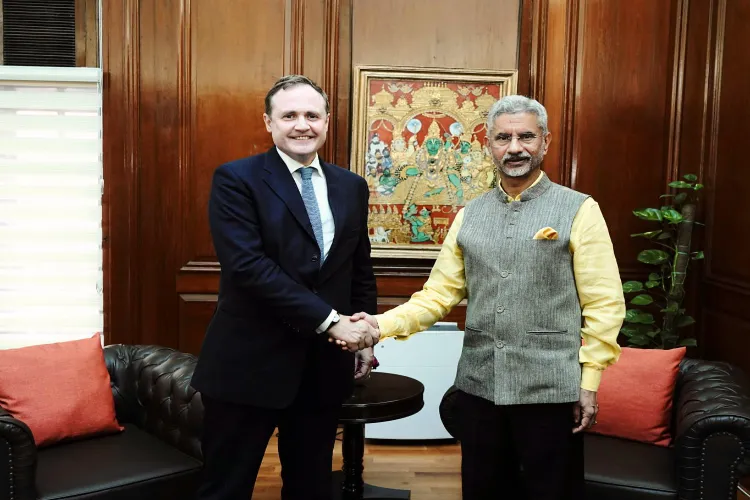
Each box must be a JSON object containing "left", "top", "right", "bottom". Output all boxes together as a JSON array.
[
  {"left": 262, "top": 148, "right": 317, "bottom": 243},
  {"left": 319, "top": 161, "right": 353, "bottom": 282},
  {"left": 321, "top": 161, "right": 346, "bottom": 262}
]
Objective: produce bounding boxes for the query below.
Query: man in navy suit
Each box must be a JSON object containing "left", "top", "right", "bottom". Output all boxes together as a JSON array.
[{"left": 191, "top": 75, "right": 379, "bottom": 500}]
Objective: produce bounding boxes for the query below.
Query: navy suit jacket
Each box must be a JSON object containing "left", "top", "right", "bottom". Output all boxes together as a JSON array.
[{"left": 191, "top": 147, "right": 377, "bottom": 409}]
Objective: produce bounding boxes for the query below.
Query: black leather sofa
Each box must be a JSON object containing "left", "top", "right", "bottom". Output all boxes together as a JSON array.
[
  {"left": 0, "top": 344, "right": 204, "bottom": 500},
  {"left": 439, "top": 358, "right": 750, "bottom": 499}
]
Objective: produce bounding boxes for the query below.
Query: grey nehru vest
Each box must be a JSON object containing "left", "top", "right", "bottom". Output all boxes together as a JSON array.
[{"left": 455, "top": 173, "right": 589, "bottom": 405}]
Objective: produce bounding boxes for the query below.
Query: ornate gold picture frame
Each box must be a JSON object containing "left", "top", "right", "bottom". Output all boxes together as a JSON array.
[{"left": 351, "top": 65, "right": 517, "bottom": 259}]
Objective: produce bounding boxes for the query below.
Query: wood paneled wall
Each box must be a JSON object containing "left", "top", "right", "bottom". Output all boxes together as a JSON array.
[
  {"left": 103, "top": 0, "right": 750, "bottom": 373},
  {"left": 103, "top": 0, "right": 343, "bottom": 352},
  {"left": 691, "top": 0, "right": 750, "bottom": 370},
  {"left": 74, "top": 0, "right": 99, "bottom": 67},
  {"left": 522, "top": 0, "right": 750, "bottom": 370},
  {"left": 349, "top": 0, "right": 520, "bottom": 325},
  {"left": 525, "top": 0, "right": 679, "bottom": 276},
  {"left": 102, "top": 0, "right": 520, "bottom": 352}
]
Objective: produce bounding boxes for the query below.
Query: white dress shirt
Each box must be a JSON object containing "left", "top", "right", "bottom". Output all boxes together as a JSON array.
[{"left": 276, "top": 148, "right": 338, "bottom": 332}]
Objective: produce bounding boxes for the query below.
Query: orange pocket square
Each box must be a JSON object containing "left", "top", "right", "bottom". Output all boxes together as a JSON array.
[{"left": 533, "top": 227, "right": 559, "bottom": 240}]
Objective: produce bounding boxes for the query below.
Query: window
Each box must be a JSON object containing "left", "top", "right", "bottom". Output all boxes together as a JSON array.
[{"left": 0, "top": 66, "right": 103, "bottom": 348}]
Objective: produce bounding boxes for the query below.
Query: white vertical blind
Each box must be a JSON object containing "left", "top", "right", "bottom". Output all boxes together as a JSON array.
[{"left": 0, "top": 66, "right": 103, "bottom": 348}]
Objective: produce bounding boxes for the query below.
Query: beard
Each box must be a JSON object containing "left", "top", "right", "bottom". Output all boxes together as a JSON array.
[{"left": 495, "top": 150, "right": 544, "bottom": 178}]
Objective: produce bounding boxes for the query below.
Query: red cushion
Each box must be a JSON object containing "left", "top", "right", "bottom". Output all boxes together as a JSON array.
[
  {"left": 588, "top": 346, "right": 686, "bottom": 447},
  {"left": 0, "top": 334, "right": 123, "bottom": 447}
]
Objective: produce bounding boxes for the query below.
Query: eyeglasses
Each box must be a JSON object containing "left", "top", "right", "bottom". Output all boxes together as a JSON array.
[{"left": 490, "top": 132, "right": 541, "bottom": 147}]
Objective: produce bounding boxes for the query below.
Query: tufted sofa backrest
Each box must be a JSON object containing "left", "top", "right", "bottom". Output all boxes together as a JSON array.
[{"left": 104, "top": 344, "right": 204, "bottom": 460}]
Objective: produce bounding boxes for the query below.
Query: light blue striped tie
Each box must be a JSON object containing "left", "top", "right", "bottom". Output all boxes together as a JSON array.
[{"left": 299, "top": 167, "right": 325, "bottom": 262}]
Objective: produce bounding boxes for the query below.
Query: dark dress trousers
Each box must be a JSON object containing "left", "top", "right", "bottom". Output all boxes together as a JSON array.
[{"left": 191, "top": 147, "right": 377, "bottom": 499}]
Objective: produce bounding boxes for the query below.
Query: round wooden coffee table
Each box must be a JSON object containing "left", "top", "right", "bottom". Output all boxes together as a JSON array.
[{"left": 332, "top": 372, "right": 425, "bottom": 500}]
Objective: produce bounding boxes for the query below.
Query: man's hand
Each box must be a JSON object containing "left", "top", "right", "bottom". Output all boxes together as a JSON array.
[
  {"left": 572, "top": 388, "right": 598, "bottom": 433},
  {"left": 354, "top": 347, "right": 374, "bottom": 380},
  {"left": 327, "top": 315, "right": 379, "bottom": 352},
  {"left": 329, "top": 312, "right": 381, "bottom": 350},
  {"left": 350, "top": 312, "right": 379, "bottom": 330}
]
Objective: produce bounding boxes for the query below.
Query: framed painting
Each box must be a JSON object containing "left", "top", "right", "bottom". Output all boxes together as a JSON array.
[{"left": 350, "top": 65, "right": 517, "bottom": 259}]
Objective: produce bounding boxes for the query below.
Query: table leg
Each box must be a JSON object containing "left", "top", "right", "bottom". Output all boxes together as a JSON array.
[
  {"left": 331, "top": 423, "right": 411, "bottom": 500},
  {"left": 341, "top": 423, "right": 365, "bottom": 497}
]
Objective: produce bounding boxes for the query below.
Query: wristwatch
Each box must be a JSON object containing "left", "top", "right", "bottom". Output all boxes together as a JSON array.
[{"left": 326, "top": 313, "right": 341, "bottom": 331}]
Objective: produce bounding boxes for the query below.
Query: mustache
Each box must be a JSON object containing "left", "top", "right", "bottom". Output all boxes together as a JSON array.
[{"left": 502, "top": 153, "right": 532, "bottom": 164}]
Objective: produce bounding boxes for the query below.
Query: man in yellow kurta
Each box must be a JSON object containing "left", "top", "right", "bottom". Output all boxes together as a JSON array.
[{"left": 349, "top": 96, "right": 625, "bottom": 499}]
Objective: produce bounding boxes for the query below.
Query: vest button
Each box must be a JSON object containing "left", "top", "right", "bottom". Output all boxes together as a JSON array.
[
  {"left": 495, "top": 339, "right": 505, "bottom": 349},
  {"left": 311, "top": 255, "right": 319, "bottom": 262},
  {"left": 496, "top": 306, "right": 505, "bottom": 313},
  {"left": 500, "top": 271, "right": 509, "bottom": 278}
]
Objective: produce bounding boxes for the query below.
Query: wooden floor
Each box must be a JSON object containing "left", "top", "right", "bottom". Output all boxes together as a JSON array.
[
  {"left": 253, "top": 430, "right": 462, "bottom": 499},
  {"left": 252, "top": 430, "right": 748, "bottom": 500}
]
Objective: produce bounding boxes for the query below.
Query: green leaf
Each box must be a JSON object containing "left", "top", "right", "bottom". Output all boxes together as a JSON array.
[
  {"left": 625, "top": 309, "right": 655, "bottom": 324},
  {"left": 633, "top": 208, "right": 663, "bottom": 222},
  {"left": 648, "top": 273, "right": 661, "bottom": 281},
  {"left": 674, "top": 192, "right": 688, "bottom": 204},
  {"left": 683, "top": 174, "right": 698, "bottom": 182},
  {"left": 676, "top": 315, "right": 695, "bottom": 328},
  {"left": 661, "top": 303, "right": 679, "bottom": 313},
  {"left": 693, "top": 183, "right": 704, "bottom": 190},
  {"left": 638, "top": 249, "right": 670, "bottom": 265},
  {"left": 657, "top": 231, "right": 673, "bottom": 240},
  {"left": 669, "top": 181, "right": 693, "bottom": 189},
  {"left": 631, "top": 230, "right": 663, "bottom": 239},
  {"left": 661, "top": 208, "right": 684, "bottom": 224},
  {"left": 692, "top": 251, "right": 704, "bottom": 260},
  {"left": 624, "top": 309, "right": 642, "bottom": 323},
  {"left": 620, "top": 325, "right": 639, "bottom": 337},
  {"left": 659, "top": 194, "right": 674, "bottom": 199},
  {"left": 679, "top": 338, "right": 698, "bottom": 347},
  {"left": 631, "top": 294, "right": 654, "bottom": 306},
  {"left": 628, "top": 335, "right": 651, "bottom": 346},
  {"left": 647, "top": 328, "right": 661, "bottom": 338},
  {"left": 645, "top": 280, "right": 660, "bottom": 288},
  {"left": 622, "top": 281, "right": 644, "bottom": 293}
]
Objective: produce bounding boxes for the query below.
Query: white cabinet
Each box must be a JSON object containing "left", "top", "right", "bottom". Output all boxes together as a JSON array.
[{"left": 365, "top": 323, "right": 464, "bottom": 440}]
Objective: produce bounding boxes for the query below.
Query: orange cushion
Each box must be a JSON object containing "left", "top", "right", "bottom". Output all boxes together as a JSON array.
[
  {"left": 588, "top": 346, "right": 686, "bottom": 447},
  {"left": 0, "top": 334, "right": 123, "bottom": 447}
]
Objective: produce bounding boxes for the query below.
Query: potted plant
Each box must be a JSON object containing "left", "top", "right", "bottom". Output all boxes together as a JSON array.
[{"left": 619, "top": 174, "right": 704, "bottom": 349}]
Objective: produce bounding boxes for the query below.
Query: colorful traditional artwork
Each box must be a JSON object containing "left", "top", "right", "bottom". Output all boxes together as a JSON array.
[{"left": 350, "top": 66, "right": 517, "bottom": 258}]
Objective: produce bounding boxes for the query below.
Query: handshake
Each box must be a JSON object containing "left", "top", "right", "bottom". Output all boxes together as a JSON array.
[{"left": 326, "top": 312, "right": 379, "bottom": 352}]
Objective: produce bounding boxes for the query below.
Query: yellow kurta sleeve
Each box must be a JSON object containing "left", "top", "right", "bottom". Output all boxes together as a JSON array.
[
  {"left": 570, "top": 198, "right": 625, "bottom": 391},
  {"left": 376, "top": 209, "right": 467, "bottom": 338}
]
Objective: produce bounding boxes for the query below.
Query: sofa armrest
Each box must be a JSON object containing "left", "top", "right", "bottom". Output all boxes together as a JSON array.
[
  {"left": 673, "top": 358, "right": 750, "bottom": 500},
  {"left": 105, "top": 344, "right": 204, "bottom": 461},
  {"left": 0, "top": 406, "right": 37, "bottom": 500}
]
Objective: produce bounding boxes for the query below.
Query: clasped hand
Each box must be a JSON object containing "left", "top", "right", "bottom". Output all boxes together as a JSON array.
[{"left": 326, "top": 313, "right": 380, "bottom": 352}]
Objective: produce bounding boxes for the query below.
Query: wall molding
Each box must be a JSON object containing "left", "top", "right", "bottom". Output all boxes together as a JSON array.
[
  {"left": 285, "top": 0, "right": 306, "bottom": 75},
  {"left": 178, "top": 0, "right": 193, "bottom": 269},
  {"left": 322, "top": 0, "right": 341, "bottom": 162},
  {"left": 562, "top": 0, "right": 581, "bottom": 189},
  {"left": 704, "top": 0, "right": 727, "bottom": 286},
  {"left": 522, "top": 0, "right": 548, "bottom": 101},
  {"left": 666, "top": 0, "right": 689, "bottom": 187},
  {"left": 102, "top": 0, "right": 142, "bottom": 344}
]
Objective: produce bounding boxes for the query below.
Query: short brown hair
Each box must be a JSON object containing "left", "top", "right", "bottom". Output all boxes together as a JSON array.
[{"left": 264, "top": 75, "right": 329, "bottom": 116}]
